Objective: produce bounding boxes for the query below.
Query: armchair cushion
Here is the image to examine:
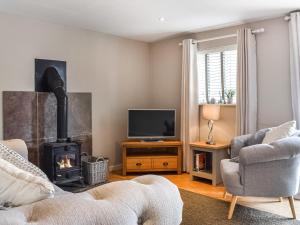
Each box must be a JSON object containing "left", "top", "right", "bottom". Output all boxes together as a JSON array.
[{"left": 262, "top": 120, "right": 297, "bottom": 144}]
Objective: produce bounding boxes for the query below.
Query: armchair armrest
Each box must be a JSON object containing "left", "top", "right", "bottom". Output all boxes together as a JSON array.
[
  {"left": 239, "top": 137, "right": 300, "bottom": 166},
  {"left": 230, "top": 128, "right": 269, "bottom": 158},
  {"left": 230, "top": 134, "right": 252, "bottom": 158}
]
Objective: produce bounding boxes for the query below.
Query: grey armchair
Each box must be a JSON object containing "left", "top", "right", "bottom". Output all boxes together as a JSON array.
[{"left": 221, "top": 133, "right": 300, "bottom": 220}]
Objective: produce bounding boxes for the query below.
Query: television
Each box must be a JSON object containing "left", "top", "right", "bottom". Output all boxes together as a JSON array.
[{"left": 128, "top": 109, "right": 176, "bottom": 140}]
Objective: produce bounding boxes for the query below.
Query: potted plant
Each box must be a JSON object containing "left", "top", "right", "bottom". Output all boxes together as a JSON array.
[{"left": 225, "top": 89, "right": 235, "bottom": 104}]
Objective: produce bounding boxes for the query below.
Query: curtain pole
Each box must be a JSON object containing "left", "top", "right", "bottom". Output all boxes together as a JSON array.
[{"left": 178, "top": 28, "right": 264, "bottom": 46}]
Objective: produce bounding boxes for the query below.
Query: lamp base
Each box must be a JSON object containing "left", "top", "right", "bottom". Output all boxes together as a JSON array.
[
  {"left": 206, "top": 120, "right": 216, "bottom": 145},
  {"left": 206, "top": 140, "right": 216, "bottom": 145}
]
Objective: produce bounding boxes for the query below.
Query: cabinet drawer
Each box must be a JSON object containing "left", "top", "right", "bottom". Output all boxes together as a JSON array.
[
  {"left": 127, "top": 158, "right": 151, "bottom": 170},
  {"left": 153, "top": 157, "right": 177, "bottom": 169}
]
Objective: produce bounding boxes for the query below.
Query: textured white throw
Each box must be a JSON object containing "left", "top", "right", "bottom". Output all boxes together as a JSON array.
[
  {"left": 0, "top": 175, "right": 183, "bottom": 225},
  {"left": 0, "top": 142, "right": 48, "bottom": 179},
  {"left": 0, "top": 158, "right": 54, "bottom": 206}
]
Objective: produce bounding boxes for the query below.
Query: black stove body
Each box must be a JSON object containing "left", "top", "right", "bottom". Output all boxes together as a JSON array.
[{"left": 43, "top": 142, "right": 81, "bottom": 185}]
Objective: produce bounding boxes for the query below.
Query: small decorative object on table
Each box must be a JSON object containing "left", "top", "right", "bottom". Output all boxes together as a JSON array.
[
  {"left": 81, "top": 153, "right": 109, "bottom": 185},
  {"left": 209, "top": 98, "right": 216, "bottom": 104},
  {"left": 224, "top": 89, "right": 235, "bottom": 104}
]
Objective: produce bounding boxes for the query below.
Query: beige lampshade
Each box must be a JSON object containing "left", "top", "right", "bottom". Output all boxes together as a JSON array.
[{"left": 202, "top": 104, "right": 220, "bottom": 121}]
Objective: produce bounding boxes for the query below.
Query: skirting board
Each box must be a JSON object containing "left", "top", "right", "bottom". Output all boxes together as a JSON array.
[{"left": 109, "top": 164, "right": 122, "bottom": 172}]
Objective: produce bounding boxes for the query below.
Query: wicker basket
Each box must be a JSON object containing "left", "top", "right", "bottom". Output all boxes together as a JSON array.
[{"left": 81, "top": 154, "right": 109, "bottom": 185}]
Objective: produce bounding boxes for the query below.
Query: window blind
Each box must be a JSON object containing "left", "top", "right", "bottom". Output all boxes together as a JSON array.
[
  {"left": 198, "top": 48, "right": 237, "bottom": 104},
  {"left": 206, "top": 52, "right": 222, "bottom": 102},
  {"left": 223, "top": 50, "right": 237, "bottom": 103}
]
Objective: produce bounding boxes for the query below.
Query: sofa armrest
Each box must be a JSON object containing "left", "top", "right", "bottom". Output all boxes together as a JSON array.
[
  {"left": 239, "top": 137, "right": 300, "bottom": 166},
  {"left": 0, "top": 139, "right": 28, "bottom": 160}
]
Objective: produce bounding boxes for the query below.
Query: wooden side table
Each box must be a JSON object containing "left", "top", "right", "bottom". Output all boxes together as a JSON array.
[{"left": 190, "top": 141, "right": 229, "bottom": 186}]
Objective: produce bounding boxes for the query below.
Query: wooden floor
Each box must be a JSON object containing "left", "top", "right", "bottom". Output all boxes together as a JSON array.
[
  {"left": 110, "top": 171, "right": 300, "bottom": 220},
  {"left": 110, "top": 171, "right": 225, "bottom": 200}
]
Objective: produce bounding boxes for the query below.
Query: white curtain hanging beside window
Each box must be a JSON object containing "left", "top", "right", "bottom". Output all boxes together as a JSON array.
[
  {"left": 236, "top": 28, "right": 258, "bottom": 135},
  {"left": 288, "top": 11, "right": 300, "bottom": 200},
  {"left": 289, "top": 12, "right": 300, "bottom": 129},
  {"left": 181, "top": 39, "right": 200, "bottom": 172}
]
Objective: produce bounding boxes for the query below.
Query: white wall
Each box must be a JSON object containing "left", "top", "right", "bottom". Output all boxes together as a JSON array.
[
  {"left": 0, "top": 13, "right": 293, "bottom": 167},
  {"left": 250, "top": 18, "right": 292, "bottom": 129},
  {"left": 150, "top": 17, "right": 293, "bottom": 142},
  {"left": 149, "top": 36, "right": 190, "bottom": 138},
  {"left": 0, "top": 13, "right": 150, "bottom": 167}
]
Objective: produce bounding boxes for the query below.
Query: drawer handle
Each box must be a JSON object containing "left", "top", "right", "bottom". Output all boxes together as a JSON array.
[
  {"left": 136, "top": 162, "right": 142, "bottom": 166},
  {"left": 163, "top": 162, "right": 169, "bottom": 166}
]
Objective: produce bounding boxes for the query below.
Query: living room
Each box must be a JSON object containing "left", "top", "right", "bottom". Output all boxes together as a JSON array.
[{"left": 0, "top": 0, "right": 300, "bottom": 224}]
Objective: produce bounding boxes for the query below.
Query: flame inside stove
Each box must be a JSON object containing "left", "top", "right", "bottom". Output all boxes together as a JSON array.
[{"left": 57, "top": 155, "right": 73, "bottom": 169}]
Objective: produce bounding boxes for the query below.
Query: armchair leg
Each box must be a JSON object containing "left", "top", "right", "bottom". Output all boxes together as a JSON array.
[
  {"left": 228, "top": 195, "right": 238, "bottom": 219},
  {"left": 279, "top": 197, "right": 283, "bottom": 202},
  {"left": 223, "top": 191, "right": 227, "bottom": 198},
  {"left": 288, "top": 196, "right": 297, "bottom": 219}
]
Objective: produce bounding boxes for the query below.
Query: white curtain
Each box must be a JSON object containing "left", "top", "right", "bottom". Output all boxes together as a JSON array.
[
  {"left": 288, "top": 11, "right": 300, "bottom": 200},
  {"left": 181, "top": 39, "right": 200, "bottom": 172},
  {"left": 236, "top": 28, "right": 258, "bottom": 135},
  {"left": 289, "top": 12, "right": 300, "bottom": 129}
]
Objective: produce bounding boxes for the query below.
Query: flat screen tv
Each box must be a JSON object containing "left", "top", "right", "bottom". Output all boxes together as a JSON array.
[{"left": 128, "top": 109, "right": 176, "bottom": 140}]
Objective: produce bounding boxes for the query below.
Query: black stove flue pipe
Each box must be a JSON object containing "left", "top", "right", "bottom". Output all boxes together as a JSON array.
[{"left": 44, "top": 66, "right": 68, "bottom": 143}]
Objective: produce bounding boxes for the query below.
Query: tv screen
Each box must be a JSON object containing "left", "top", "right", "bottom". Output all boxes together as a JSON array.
[{"left": 128, "top": 109, "right": 176, "bottom": 139}]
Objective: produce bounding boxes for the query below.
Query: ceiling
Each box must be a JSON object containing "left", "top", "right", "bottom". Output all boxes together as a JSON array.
[{"left": 0, "top": 0, "right": 299, "bottom": 42}]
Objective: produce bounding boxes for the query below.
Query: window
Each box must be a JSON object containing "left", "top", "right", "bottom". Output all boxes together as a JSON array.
[{"left": 198, "top": 47, "right": 237, "bottom": 104}]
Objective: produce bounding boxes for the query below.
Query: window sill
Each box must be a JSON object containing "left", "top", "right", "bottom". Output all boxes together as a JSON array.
[{"left": 199, "top": 104, "right": 236, "bottom": 107}]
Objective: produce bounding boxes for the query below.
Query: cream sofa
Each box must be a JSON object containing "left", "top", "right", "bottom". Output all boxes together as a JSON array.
[{"left": 0, "top": 140, "right": 183, "bottom": 225}]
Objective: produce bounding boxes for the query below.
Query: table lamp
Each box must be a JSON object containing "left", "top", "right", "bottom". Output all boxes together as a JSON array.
[{"left": 202, "top": 104, "right": 220, "bottom": 145}]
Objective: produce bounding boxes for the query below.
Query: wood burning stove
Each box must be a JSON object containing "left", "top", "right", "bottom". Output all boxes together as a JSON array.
[
  {"left": 36, "top": 59, "right": 83, "bottom": 185},
  {"left": 43, "top": 142, "right": 82, "bottom": 185}
]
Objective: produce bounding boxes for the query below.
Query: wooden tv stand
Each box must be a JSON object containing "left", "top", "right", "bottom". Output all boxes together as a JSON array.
[{"left": 121, "top": 140, "right": 182, "bottom": 176}]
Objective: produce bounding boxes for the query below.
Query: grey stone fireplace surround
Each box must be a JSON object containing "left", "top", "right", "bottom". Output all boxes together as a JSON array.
[{"left": 3, "top": 91, "right": 92, "bottom": 167}]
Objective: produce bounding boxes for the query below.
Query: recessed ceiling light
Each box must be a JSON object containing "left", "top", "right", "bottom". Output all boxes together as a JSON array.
[{"left": 159, "top": 17, "right": 165, "bottom": 22}]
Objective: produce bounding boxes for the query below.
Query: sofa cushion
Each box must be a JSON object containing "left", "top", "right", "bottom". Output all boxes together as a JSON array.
[
  {"left": 0, "top": 158, "right": 54, "bottom": 206},
  {"left": 0, "top": 142, "right": 48, "bottom": 180},
  {"left": 262, "top": 121, "right": 297, "bottom": 144}
]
